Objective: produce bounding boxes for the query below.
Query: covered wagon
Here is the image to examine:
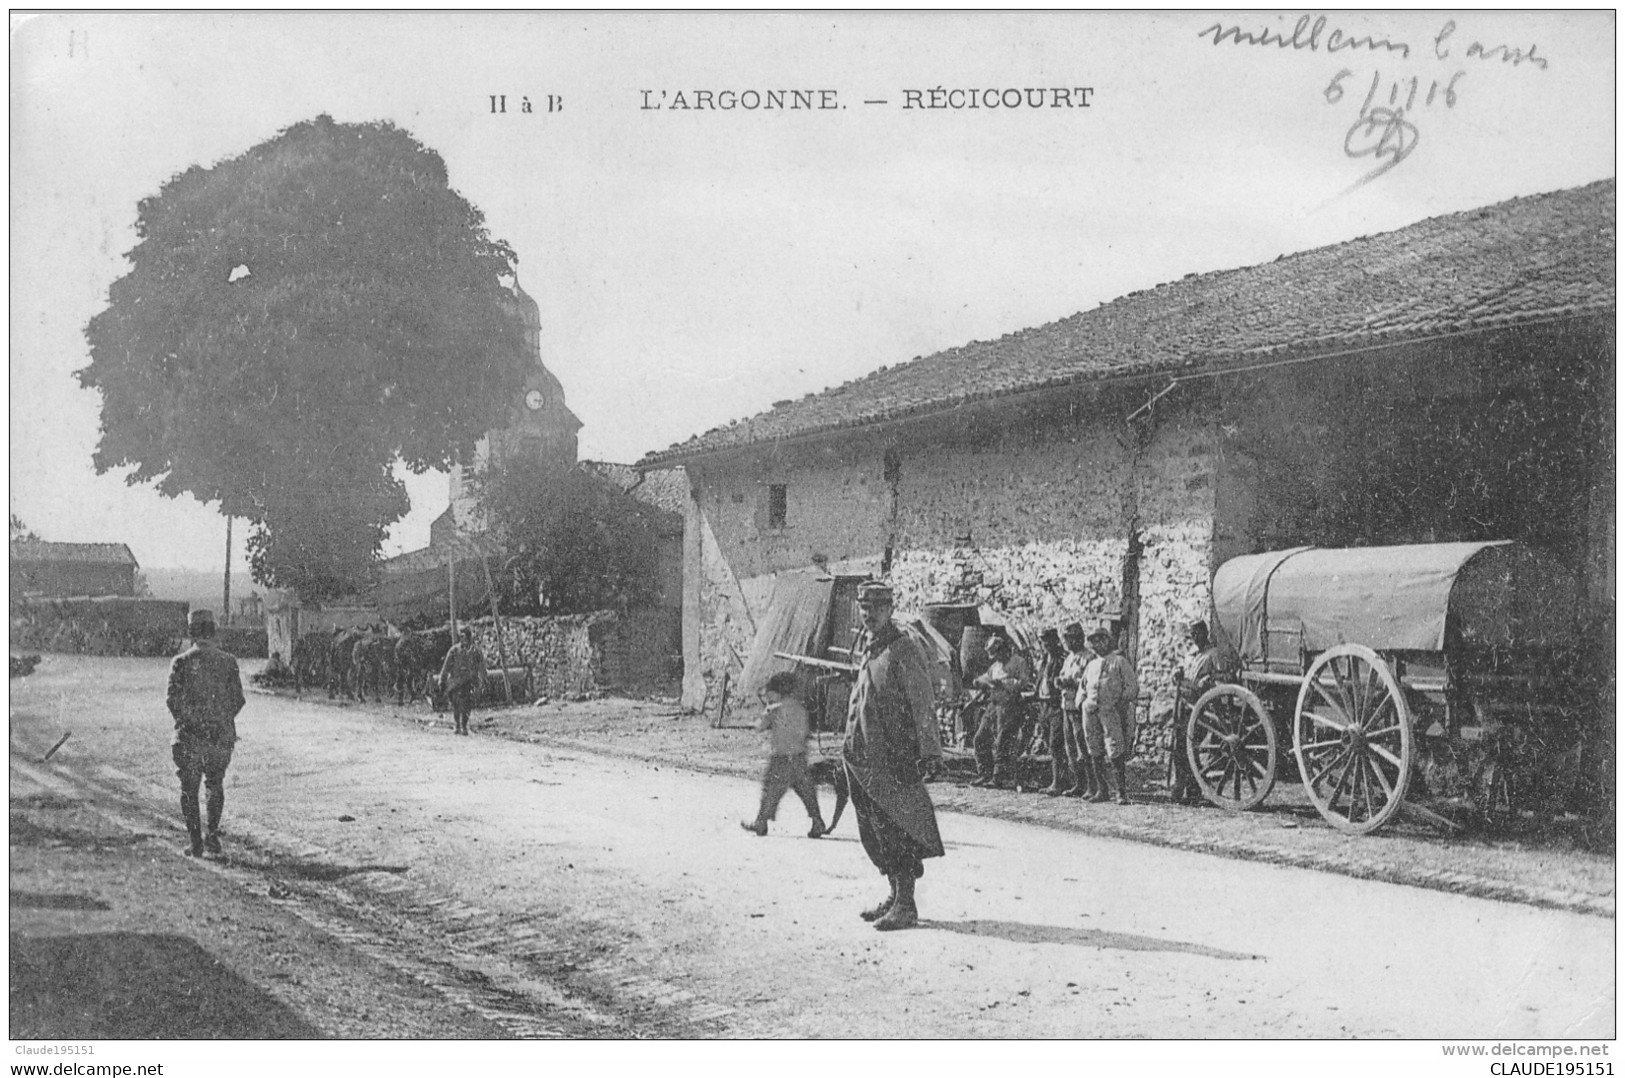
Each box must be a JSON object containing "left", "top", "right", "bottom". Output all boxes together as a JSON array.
[{"left": 1189, "top": 541, "right": 1587, "bottom": 834}]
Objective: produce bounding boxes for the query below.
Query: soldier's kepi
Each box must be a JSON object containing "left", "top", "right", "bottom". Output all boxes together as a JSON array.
[{"left": 841, "top": 580, "right": 945, "bottom": 931}]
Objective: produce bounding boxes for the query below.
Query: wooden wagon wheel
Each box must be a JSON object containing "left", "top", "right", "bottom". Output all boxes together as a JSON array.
[
  {"left": 1187, "top": 684, "right": 1277, "bottom": 811},
  {"left": 1292, "top": 644, "right": 1414, "bottom": 835}
]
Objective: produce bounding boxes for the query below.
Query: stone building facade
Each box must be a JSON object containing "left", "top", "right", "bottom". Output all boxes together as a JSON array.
[
  {"left": 675, "top": 384, "right": 1224, "bottom": 742},
  {"left": 646, "top": 181, "right": 1615, "bottom": 776}
]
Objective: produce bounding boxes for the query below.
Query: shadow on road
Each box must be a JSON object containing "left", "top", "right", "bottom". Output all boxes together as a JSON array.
[
  {"left": 10, "top": 891, "right": 111, "bottom": 911},
  {"left": 227, "top": 855, "right": 410, "bottom": 882},
  {"left": 9, "top": 812, "right": 148, "bottom": 851},
  {"left": 918, "top": 918, "right": 1262, "bottom": 961},
  {"left": 10, "top": 931, "right": 324, "bottom": 1039}
]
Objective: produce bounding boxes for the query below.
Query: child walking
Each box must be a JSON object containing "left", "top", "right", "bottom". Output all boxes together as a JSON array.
[{"left": 741, "top": 672, "right": 829, "bottom": 838}]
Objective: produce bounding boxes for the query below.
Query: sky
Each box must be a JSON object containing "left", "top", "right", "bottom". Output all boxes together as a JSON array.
[{"left": 9, "top": 10, "right": 1616, "bottom": 575}]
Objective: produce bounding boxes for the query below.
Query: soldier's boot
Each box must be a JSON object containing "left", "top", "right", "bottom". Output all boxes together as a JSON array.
[
  {"left": 181, "top": 795, "right": 204, "bottom": 857},
  {"left": 873, "top": 872, "right": 918, "bottom": 931},
  {"left": 860, "top": 874, "right": 899, "bottom": 922},
  {"left": 204, "top": 786, "right": 225, "bottom": 855},
  {"left": 1064, "top": 756, "right": 1093, "bottom": 798},
  {"left": 1066, "top": 755, "right": 1093, "bottom": 798},
  {"left": 1112, "top": 760, "right": 1131, "bottom": 805},
  {"left": 1088, "top": 756, "right": 1113, "bottom": 802}
]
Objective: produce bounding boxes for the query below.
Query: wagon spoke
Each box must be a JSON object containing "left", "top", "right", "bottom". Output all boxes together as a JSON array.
[
  {"left": 1369, "top": 743, "right": 1404, "bottom": 773},
  {"left": 1326, "top": 754, "right": 1357, "bottom": 811},
  {"left": 1344, "top": 658, "right": 1370, "bottom": 724},
  {"left": 1323, "top": 659, "right": 1352, "bottom": 724},
  {"left": 1359, "top": 756, "right": 1379, "bottom": 821},
  {"left": 1337, "top": 656, "right": 1364, "bottom": 723},
  {"left": 1301, "top": 708, "right": 1347, "bottom": 733},
  {"left": 1299, "top": 736, "right": 1344, "bottom": 752},
  {"left": 1359, "top": 691, "right": 1396, "bottom": 733},
  {"left": 1346, "top": 754, "right": 1366, "bottom": 820},
  {"left": 1366, "top": 752, "right": 1396, "bottom": 800},
  {"left": 1309, "top": 680, "right": 1350, "bottom": 726},
  {"left": 1305, "top": 745, "right": 1350, "bottom": 790}
]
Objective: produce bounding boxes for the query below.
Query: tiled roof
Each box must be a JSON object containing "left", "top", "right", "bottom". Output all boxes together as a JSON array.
[
  {"left": 10, "top": 541, "right": 138, "bottom": 566},
  {"left": 643, "top": 179, "right": 1615, "bottom": 465},
  {"left": 376, "top": 532, "right": 503, "bottom": 576},
  {"left": 580, "top": 461, "right": 687, "bottom": 518}
]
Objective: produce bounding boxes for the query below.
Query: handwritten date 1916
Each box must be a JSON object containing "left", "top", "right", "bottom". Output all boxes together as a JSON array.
[{"left": 1325, "top": 68, "right": 1465, "bottom": 185}]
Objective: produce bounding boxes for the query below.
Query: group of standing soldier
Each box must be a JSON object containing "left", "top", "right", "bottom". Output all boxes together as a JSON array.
[
  {"left": 970, "top": 621, "right": 1138, "bottom": 803},
  {"left": 964, "top": 615, "right": 1238, "bottom": 808}
]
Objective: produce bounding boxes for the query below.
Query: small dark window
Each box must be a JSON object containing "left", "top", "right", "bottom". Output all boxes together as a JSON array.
[{"left": 767, "top": 484, "right": 788, "bottom": 528}]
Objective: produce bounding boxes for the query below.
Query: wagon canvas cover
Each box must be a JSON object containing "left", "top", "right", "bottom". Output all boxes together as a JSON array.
[{"left": 1213, "top": 541, "right": 1579, "bottom": 660}]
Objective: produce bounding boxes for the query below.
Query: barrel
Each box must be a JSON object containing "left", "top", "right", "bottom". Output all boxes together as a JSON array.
[
  {"left": 925, "top": 603, "right": 980, "bottom": 681},
  {"left": 959, "top": 625, "right": 1007, "bottom": 688}
]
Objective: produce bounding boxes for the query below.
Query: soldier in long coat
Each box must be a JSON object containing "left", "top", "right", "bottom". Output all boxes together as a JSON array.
[{"left": 843, "top": 581, "right": 945, "bottom": 931}]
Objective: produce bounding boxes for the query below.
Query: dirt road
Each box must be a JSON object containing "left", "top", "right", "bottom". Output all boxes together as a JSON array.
[{"left": 10, "top": 656, "right": 1614, "bottom": 1040}]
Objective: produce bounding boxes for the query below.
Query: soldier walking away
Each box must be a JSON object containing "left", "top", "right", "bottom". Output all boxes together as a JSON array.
[
  {"left": 843, "top": 581, "right": 945, "bottom": 932},
  {"left": 1171, "top": 619, "right": 1236, "bottom": 805},
  {"left": 1055, "top": 622, "right": 1096, "bottom": 798},
  {"left": 438, "top": 626, "right": 487, "bottom": 736},
  {"left": 969, "top": 634, "right": 1031, "bottom": 789},
  {"left": 166, "top": 609, "right": 244, "bottom": 858},
  {"left": 1082, "top": 623, "right": 1138, "bottom": 805},
  {"left": 741, "top": 672, "right": 828, "bottom": 838}
]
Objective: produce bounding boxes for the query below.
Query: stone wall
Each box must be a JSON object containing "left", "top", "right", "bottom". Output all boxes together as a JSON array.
[
  {"left": 465, "top": 607, "right": 680, "bottom": 699},
  {"left": 684, "top": 398, "right": 1224, "bottom": 771},
  {"left": 887, "top": 422, "right": 1129, "bottom": 627},
  {"left": 1130, "top": 411, "right": 1220, "bottom": 758}
]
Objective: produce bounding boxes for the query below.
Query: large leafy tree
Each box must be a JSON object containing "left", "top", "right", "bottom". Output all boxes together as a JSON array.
[
  {"left": 475, "top": 458, "right": 662, "bottom": 616},
  {"left": 78, "top": 115, "right": 529, "bottom": 600}
]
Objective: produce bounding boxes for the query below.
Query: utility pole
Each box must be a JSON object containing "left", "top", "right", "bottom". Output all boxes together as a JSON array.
[
  {"left": 222, "top": 516, "right": 232, "bottom": 624},
  {"left": 448, "top": 557, "right": 457, "bottom": 633}
]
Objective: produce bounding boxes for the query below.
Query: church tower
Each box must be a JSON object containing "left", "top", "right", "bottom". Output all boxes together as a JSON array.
[{"left": 436, "top": 281, "right": 582, "bottom": 542}]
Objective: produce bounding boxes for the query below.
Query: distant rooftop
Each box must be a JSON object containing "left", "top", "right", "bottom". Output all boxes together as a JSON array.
[
  {"left": 10, "top": 540, "right": 139, "bottom": 567},
  {"left": 643, "top": 178, "right": 1615, "bottom": 465}
]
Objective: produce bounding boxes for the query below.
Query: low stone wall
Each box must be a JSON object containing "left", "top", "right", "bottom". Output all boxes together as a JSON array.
[
  {"left": 218, "top": 625, "right": 269, "bottom": 659},
  {"left": 464, "top": 607, "right": 680, "bottom": 699},
  {"left": 10, "top": 596, "right": 189, "bottom": 657}
]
